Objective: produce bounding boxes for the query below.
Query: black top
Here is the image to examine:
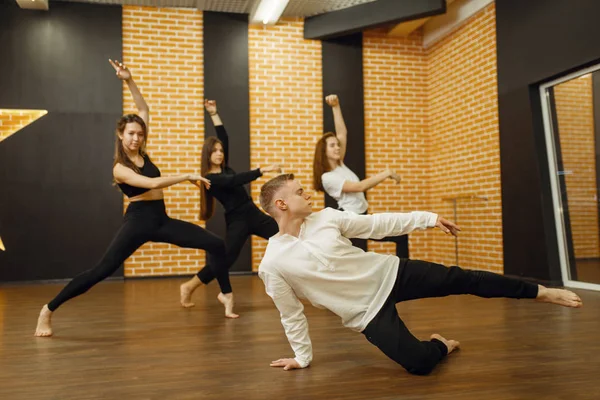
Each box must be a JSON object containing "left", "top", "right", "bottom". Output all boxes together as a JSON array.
[
  {"left": 117, "top": 154, "right": 161, "bottom": 198},
  {"left": 205, "top": 125, "right": 263, "bottom": 213}
]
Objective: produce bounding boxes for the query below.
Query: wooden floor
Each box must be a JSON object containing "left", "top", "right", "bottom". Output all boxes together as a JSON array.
[{"left": 1, "top": 275, "right": 599, "bottom": 400}]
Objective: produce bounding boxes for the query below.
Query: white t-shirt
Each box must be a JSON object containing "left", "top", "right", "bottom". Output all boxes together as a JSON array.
[{"left": 321, "top": 163, "right": 369, "bottom": 214}]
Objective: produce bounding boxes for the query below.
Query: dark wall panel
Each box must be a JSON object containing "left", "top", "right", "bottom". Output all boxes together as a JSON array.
[
  {"left": 203, "top": 12, "right": 251, "bottom": 273},
  {"left": 0, "top": 2, "right": 123, "bottom": 282},
  {"left": 0, "top": 112, "right": 122, "bottom": 281},
  {"left": 0, "top": 2, "right": 122, "bottom": 114},
  {"left": 496, "top": 0, "right": 600, "bottom": 283},
  {"left": 322, "top": 33, "right": 365, "bottom": 209}
]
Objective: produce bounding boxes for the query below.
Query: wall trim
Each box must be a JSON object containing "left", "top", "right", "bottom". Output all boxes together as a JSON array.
[{"left": 423, "top": 0, "right": 494, "bottom": 48}]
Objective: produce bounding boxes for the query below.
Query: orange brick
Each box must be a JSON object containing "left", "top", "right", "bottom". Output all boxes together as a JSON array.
[
  {"left": 122, "top": 6, "right": 204, "bottom": 277},
  {"left": 120, "top": 3, "right": 504, "bottom": 277},
  {"left": 362, "top": 3, "right": 501, "bottom": 273},
  {"left": 249, "top": 18, "right": 323, "bottom": 270}
]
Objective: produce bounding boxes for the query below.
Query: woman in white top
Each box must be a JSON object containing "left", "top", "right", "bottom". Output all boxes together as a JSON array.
[{"left": 312, "top": 94, "right": 404, "bottom": 252}]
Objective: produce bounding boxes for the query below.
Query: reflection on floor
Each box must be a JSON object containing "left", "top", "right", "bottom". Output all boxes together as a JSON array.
[{"left": 575, "top": 258, "right": 600, "bottom": 284}]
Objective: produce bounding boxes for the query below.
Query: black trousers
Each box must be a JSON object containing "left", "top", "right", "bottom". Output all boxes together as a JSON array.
[
  {"left": 197, "top": 202, "right": 278, "bottom": 293},
  {"left": 362, "top": 259, "right": 539, "bottom": 375},
  {"left": 47, "top": 200, "right": 228, "bottom": 311}
]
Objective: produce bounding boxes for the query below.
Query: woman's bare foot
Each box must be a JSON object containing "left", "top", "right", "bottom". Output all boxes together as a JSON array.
[
  {"left": 431, "top": 334, "right": 460, "bottom": 355},
  {"left": 217, "top": 292, "right": 240, "bottom": 319},
  {"left": 536, "top": 285, "right": 583, "bottom": 308},
  {"left": 180, "top": 276, "right": 202, "bottom": 308},
  {"left": 34, "top": 305, "right": 53, "bottom": 337}
]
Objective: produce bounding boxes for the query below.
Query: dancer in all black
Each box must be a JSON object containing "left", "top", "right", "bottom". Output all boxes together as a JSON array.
[
  {"left": 34, "top": 61, "right": 229, "bottom": 337},
  {"left": 179, "top": 100, "right": 281, "bottom": 318}
]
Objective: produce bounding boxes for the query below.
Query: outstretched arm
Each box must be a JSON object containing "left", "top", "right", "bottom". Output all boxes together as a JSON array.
[
  {"left": 113, "top": 164, "right": 210, "bottom": 190},
  {"left": 341, "top": 169, "right": 401, "bottom": 193},
  {"left": 208, "top": 164, "right": 282, "bottom": 188},
  {"left": 259, "top": 269, "right": 313, "bottom": 370},
  {"left": 333, "top": 209, "right": 460, "bottom": 239},
  {"left": 322, "top": 169, "right": 402, "bottom": 200},
  {"left": 109, "top": 59, "right": 149, "bottom": 128}
]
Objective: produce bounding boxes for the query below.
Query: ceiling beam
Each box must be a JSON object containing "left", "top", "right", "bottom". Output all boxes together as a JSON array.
[{"left": 304, "top": 0, "right": 446, "bottom": 40}]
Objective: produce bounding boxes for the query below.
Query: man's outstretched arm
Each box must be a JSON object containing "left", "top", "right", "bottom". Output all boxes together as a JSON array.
[{"left": 334, "top": 209, "right": 460, "bottom": 240}]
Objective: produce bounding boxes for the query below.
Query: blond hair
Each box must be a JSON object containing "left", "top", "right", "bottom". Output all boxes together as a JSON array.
[{"left": 259, "top": 174, "right": 295, "bottom": 214}]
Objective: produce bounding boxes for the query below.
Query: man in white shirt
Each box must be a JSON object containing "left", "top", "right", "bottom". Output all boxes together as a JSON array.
[{"left": 257, "top": 174, "right": 583, "bottom": 375}]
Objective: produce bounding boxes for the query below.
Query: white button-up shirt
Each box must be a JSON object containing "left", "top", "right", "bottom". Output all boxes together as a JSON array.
[{"left": 258, "top": 208, "right": 438, "bottom": 368}]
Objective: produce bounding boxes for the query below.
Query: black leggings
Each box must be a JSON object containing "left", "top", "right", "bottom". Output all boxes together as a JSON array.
[
  {"left": 47, "top": 200, "right": 228, "bottom": 311},
  {"left": 362, "top": 259, "right": 539, "bottom": 375},
  {"left": 197, "top": 202, "right": 278, "bottom": 293}
]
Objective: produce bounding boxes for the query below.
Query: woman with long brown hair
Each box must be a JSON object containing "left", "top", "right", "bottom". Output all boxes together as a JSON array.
[
  {"left": 34, "top": 60, "right": 230, "bottom": 337},
  {"left": 313, "top": 94, "right": 402, "bottom": 251},
  {"left": 179, "top": 99, "right": 281, "bottom": 318}
]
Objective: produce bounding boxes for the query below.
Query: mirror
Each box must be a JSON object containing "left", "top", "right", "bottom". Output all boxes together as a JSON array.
[{"left": 541, "top": 67, "right": 600, "bottom": 290}]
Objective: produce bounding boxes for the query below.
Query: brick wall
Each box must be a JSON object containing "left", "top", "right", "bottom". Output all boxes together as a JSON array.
[
  {"left": 554, "top": 74, "right": 600, "bottom": 259},
  {"left": 122, "top": 6, "right": 205, "bottom": 276},
  {"left": 361, "top": 4, "right": 501, "bottom": 272},
  {"left": 121, "top": 12, "right": 323, "bottom": 274},
  {"left": 120, "top": 3, "right": 503, "bottom": 276},
  {"left": 0, "top": 110, "right": 47, "bottom": 142},
  {"left": 425, "top": 3, "right": 502, "bottom": 272},
  {"left": 248, "top": 18, "right": 323, "bottom": 270},
  {"left": 362, "top": 31, "right": 431, "bottom": 259}
]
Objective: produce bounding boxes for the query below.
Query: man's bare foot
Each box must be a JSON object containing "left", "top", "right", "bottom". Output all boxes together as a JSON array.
[
  {"left": 217, "top": 292, "right": 240, "bottom": 319},
  {"left": 180, "top": 276, "right": 202, "bottom": 308},
  {"left": 431, "top": 334, "right": 460, "bottom": 355},
  {"left": 34, "top": 305, "right": 53, "bottom": 337},
  {"left": 536, "top": 285, "right": 583, "bottom": 308}
]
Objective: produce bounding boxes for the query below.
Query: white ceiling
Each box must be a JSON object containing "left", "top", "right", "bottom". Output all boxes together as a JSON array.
[{"left": 50, "top": 0, "right": 377, "bottom": 17}]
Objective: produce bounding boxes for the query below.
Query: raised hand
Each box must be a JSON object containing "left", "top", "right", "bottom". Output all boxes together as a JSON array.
[
  {"left": 389, "top": 171, "right": 401, "bottom": 183},
  {"left": 108, "top": 59, "right": 132, "bottom": 81},
  {"left": 435, "top": 216, "right": 461, "bottom": 236},
  {"left": 325, "top": 94, "right": 339, "bottom": 107},
  {"left": 270, "top": 358, "right": 302, "bottom": 371},
  {"left": 204, "top": 99, "right": 218, "bottom": 116}
]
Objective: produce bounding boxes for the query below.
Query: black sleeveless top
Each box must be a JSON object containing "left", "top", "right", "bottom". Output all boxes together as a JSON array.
[{"left": 117, "top": 154, "right": 161, "bottom": 197}]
